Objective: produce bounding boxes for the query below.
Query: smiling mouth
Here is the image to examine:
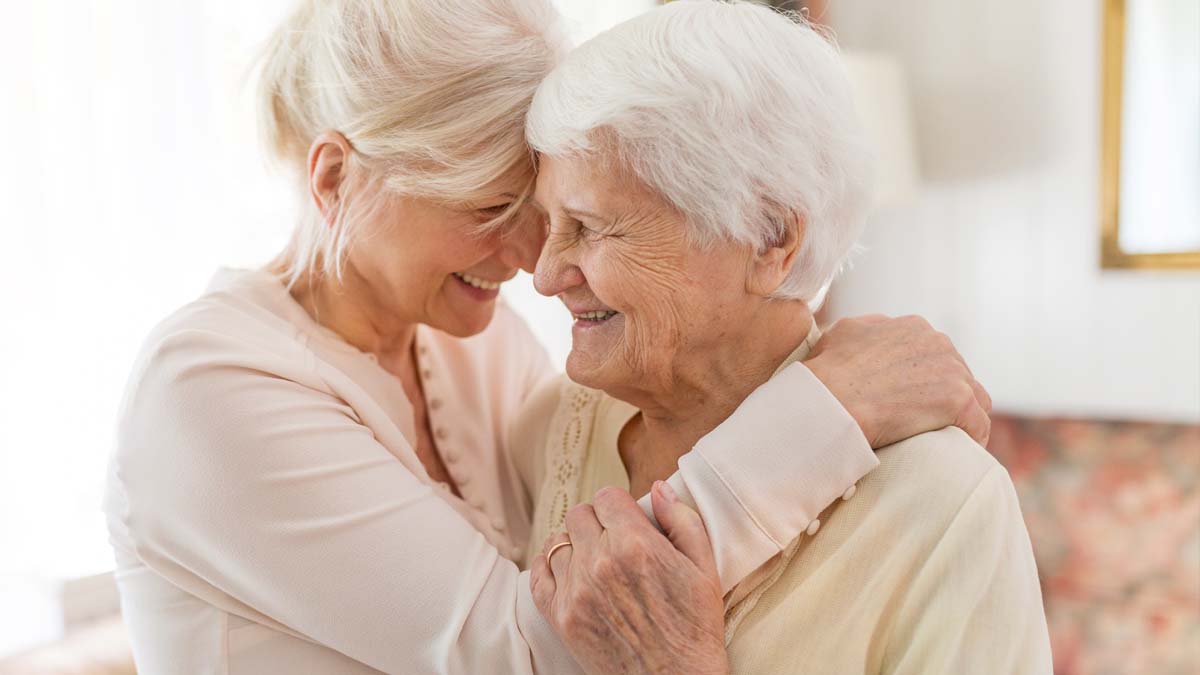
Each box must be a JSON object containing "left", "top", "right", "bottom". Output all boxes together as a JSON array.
[
  {"left": 572, "top": 310, "right": 620, "bottom": 323},
  {"left": 452, "top": 272, "right": 503, "bottom": 290}
]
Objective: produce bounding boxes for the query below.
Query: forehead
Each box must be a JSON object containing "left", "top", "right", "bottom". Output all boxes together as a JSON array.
[{"left": 533, "top": 153, "right": 660, "bottom": 212}]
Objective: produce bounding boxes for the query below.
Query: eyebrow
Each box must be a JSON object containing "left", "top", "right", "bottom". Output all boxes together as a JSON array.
[{"left": 563, "top": 206, "right": 606, "bottom": 222}]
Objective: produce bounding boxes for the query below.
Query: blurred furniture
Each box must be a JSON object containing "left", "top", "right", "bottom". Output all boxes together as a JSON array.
[
  {"left": 0, "top": 616, "right": 133, "bottom": 675},
  {"left": 988, "top": 414, "right": 1200, "bottom": 674}
]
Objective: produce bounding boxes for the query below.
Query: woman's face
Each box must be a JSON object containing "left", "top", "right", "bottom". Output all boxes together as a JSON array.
[
  {"left": 341, "top": 169, "right": 544, "bottom": 339},
  {"left": 532, "top": 153, "right": 760, "bottom": 395}
]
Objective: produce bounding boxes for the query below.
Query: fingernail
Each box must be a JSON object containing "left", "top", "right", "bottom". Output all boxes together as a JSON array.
[{"left": 658, "top": 480, "right": 677, "bottom": 503}]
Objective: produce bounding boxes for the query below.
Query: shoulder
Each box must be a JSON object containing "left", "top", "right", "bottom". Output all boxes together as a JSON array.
[
  {"left": 131, "top": 290, "right": 318, "bottom": 391},
  {"left": 117, "top": 288, "right": 331, "bottom": 457},
  {"left": 854, "top": 426, "right": 1019, "bottom": 548}
]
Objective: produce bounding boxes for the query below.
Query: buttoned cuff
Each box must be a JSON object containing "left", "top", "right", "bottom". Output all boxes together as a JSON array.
[{"left": 637, "top": 361, "right": 877, "bottom": 592}]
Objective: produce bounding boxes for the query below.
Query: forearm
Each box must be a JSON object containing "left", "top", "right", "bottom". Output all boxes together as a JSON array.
[{"left": 636, "top": 362, "right": 876, "bottom": 593}]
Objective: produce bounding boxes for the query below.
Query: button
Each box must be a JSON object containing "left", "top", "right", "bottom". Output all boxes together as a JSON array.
[
  {"left": 429, "top": 398, "right": 443, "bottom": 411},
  {"left": 435, "top": 427, "right": 449, "bottom": 441},
  {"left": 456, "top": 470, "right": 471, "bottom": 486},
  {"left": 422, "top": 368, "right": 433, "bottom": 379},
  {"left": 492, "top": 516, "right": 506, "bottom": 532},
  {"left": 366, "top": 353, "right": 378, "bottom": 363},
  {"left": 442, "top": 447, "right": 458, "bottom": 462},
  {"left": 806, "top": 519, "right": 821, "bottom": 536},
  {"left": 419, "top": 344, "right": 428, "bottom": 355},
  {"left": 842, "top": 485, "right": 857, "bottom": 501}
]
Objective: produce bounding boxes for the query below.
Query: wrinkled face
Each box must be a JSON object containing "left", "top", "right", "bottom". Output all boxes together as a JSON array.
[
  {"left": 532, "top": 153, "right": 759, "bottom": 396},
  {"left": 343, "top": 169, "right": 544, "bottom": 338}
]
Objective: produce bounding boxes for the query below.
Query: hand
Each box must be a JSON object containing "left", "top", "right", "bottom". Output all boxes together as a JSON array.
[
  {"left": 804, "top": 314, "right": 993, "bottom": 448},
  {"left": 530, "top": 483, "right": 729, "bottom": 675}
]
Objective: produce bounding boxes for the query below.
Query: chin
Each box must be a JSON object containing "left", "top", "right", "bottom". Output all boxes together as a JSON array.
[
  {"left": 433, "top": 305, "right": 497, "bottom": 338},
  {"left": 564, "top": 349, "right": 612, "bottom": 390}
]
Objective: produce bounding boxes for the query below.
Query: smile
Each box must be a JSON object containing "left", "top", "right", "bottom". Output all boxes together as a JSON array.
[
  {"left": 572, "top": 310, "right": 619, "bottom": 323},
  {"left": 452, "top": 272, "right": 503, "bottom": 290}
]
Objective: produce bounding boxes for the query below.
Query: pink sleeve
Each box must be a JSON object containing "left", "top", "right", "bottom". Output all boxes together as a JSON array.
[
  {"left": 114, "top": 330, "right": 581, "bottom": 675},
  {"left": 636, "top": 362, "right": 878, "bottom": 592}
]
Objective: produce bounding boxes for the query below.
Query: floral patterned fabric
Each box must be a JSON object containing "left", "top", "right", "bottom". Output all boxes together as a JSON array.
[{"left": 987, "top": 415, "right": 1200, "bottom": 675}]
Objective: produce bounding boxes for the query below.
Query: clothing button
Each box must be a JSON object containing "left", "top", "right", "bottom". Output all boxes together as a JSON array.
[
  {"left": 492, "top": 517, "right": 506, "bottom": 532},
  {"left": 366, "top": 353, "right": 378, "bottom": 363},
  {"left": 422, "top": 368, "right": 433, "bottom": 379},
  {"left": 806, "top": 519, "right": 821, "bottom": 536},
  {"left": 456, "top": 470, "right": 471, "bottom": 486},
  {"left": 442, "top": 447, "right": 458, "bottom": 462},
  {"left": 842, "top": 484, "right": 857, "bottom": 501},
  {"left": 429, "top": 398, "right": 443, "bottom": 411},
  {"left": 419, "top": 344, "right": 428, "bottom": 355},
  {"left": 435, "top": 427, "right": 449, "bottom": 441}
]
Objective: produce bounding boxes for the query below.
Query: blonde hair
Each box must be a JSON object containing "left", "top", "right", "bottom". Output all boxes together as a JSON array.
[
  {"left": 258, "top": 0, "right": 569, "bottom": 288},
  {"left": 527, "top": 0, "right": 874, "bottom": 302}
]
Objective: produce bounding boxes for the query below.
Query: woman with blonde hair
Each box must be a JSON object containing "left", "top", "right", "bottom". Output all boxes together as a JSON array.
[{"left": 104, "top": 1, "right": 993, "bottom": 672}]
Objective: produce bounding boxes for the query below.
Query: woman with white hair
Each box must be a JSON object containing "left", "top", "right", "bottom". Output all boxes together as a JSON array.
[
  {"left": 104, "top": 0, "right": 993, "bottom": 673},
  {"left": 520, "top": 2, "right": 1052, "bottom": 673}
]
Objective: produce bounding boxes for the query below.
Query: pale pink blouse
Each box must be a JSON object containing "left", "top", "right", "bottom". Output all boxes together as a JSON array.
[{"left": 103, "top": 268, "right": 877, "bottom": 674}]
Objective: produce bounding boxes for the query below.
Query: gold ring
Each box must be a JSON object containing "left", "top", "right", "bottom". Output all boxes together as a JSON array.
[{"left": 546, "top": 540, "right": 573, "bottom": 566}]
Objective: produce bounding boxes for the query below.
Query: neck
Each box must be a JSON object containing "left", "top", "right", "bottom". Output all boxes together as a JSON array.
[
  {"left": 619, "top": 301, "right": 813, "bottom": 495},
  {"left": 291, "top": 265, "right": 417, "bottom": 363}
]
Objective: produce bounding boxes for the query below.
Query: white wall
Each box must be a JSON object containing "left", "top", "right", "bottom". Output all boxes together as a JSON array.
[{"left": 825, "top": 0, "right": 1200, "bottom": 423}]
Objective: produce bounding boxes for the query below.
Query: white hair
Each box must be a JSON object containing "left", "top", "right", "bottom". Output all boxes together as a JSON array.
[
  {"left": 525, "top": 0, "right": 875, "bottom": 301},
  {"left": 257, "top": 0, "right": 569, "bottom": 288}
]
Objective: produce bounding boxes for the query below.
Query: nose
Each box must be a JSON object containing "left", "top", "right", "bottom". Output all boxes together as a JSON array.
[
  {"left": 496, "top": 213, "right": 546, "bottom": 274},
  {"left": 533, "top": 230, "right": 585, "bottom": 298}
]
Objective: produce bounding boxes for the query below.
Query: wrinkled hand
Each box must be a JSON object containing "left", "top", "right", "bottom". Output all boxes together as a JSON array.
[
  {"left": 530, "top": 483, "right": 728, "bottom": 675},
  {"left": 804, "top": 314, "right": 993, "bottom": 448}
]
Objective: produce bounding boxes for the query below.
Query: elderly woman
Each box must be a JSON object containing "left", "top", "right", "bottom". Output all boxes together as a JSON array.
[
  {"left": 518, "top": 2, "right": 1052, "bottom": 674},
  {"left": 104, "top": 1, "right": 993, "bottom": 673}
]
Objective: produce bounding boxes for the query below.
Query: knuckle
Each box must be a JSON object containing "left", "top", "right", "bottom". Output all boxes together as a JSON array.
[
  {"left": 592, "top": 553, "right": 621, "bottom": 581},
  {"left": 565, "top": 503, "right": 592, "bottom": 524}
]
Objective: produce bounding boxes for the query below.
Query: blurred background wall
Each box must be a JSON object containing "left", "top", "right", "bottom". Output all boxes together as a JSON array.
[{"left": 823, "top": 0, "right": 1199, "bottom": 423}]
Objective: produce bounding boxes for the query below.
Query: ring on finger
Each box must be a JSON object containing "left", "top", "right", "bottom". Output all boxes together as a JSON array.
[{"left": 546, "top": 540, "right": 572, "bottom": 566}]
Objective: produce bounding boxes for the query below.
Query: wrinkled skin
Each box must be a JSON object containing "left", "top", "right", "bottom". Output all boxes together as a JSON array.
[{"left": 527, "top": 152, "right": 994, "bottom": 674}]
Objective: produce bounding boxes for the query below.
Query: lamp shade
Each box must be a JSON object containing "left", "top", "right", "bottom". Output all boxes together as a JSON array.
[{"left": 843, "top": 52, "right": 921, "bottom": 209}]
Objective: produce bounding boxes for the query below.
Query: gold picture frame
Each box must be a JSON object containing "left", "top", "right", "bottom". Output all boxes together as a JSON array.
[{"left": 1100, "top": 0, "right": 1200, "bottom": 269}]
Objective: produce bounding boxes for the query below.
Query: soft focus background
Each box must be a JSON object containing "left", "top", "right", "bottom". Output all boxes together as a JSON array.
[{"left": 0, "top": 1, "right": 1196, "bottom": 673}]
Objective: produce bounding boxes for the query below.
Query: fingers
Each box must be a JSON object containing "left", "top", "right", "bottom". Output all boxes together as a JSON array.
[
  {"left": 971, "top": 377, "right": 993, "bottom": 414},
  {"left": 650, "top": 481, "right": 719, "bottom": 581},
  {"left": 543, "top": 532, "right": 573, "bottom": 581},
  {"left": 592, "top": 486, "right": 656, "bottom": 535},
  {"left": 529, "top": 543, "right": 556, "bottom": 616},
  {"left": 564, "top": 503, "right": 603, "bottom": 552},
  {"left": 957, "top": 395, "right": 992, "bottom": 447}
]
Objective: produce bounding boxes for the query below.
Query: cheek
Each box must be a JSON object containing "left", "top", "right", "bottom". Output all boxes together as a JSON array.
[{"left": 585, "top": 244, "right": 690, "bottom": 375}]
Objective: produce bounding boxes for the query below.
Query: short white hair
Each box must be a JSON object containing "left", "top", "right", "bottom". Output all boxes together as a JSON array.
[
  {"left": 526, "top": 0, "right": 874, "bottom": 301},
  {"left": 257, "top": 0, "right": 569, "bottom": 288}
]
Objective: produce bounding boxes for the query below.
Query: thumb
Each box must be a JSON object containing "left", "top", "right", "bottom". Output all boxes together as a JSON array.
[{"left": 651, "top": 480, "right": 719, "bottom": 582}]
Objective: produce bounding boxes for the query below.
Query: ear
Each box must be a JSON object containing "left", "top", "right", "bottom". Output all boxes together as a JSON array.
[
  {"left": 746, "top": 210, "right": 804, "bottom": 297},
  {"left": 307, "top": 130, "right": 352, "bottom": 223}
]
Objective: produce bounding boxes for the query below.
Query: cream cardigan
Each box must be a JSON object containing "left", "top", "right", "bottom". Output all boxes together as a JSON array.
[
  {"left": 104, "top": 268, "right": 877, "bottom": 674},
  {"left": 516, "top": 327, "right": 1053, "bottom": 674}
]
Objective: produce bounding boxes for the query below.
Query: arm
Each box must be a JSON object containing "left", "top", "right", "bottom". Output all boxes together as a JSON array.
[
  {"left": 114, "top": 331, "right": 579, "bottom": 675},
  {"left": 635, "top": 361, "right": 874, "bottom": 592},
  {"left": 885, "top": 466, "right": 1053, "bottom": 674},
  {"left": 634, "top": 314, "right": 992, "bottom": 592}
]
